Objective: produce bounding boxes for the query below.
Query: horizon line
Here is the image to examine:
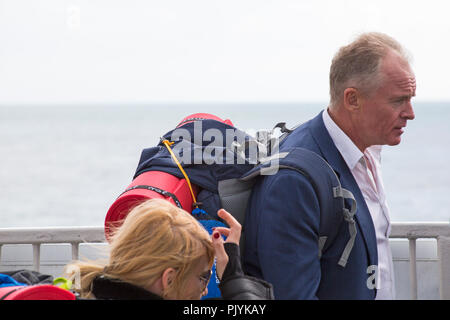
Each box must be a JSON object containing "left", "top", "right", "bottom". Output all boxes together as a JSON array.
[{"left": 1, "top": 100, "right": 449, "bottom": 108}]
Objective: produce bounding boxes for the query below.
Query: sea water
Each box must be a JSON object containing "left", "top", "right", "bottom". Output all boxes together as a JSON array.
[{"left": 0, "top": 102, "right": 449, "bottom": 227}]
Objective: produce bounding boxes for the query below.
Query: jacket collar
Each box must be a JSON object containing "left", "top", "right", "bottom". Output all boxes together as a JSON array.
[
  {"left": 308, "top": 110, "right": 378, "bottom": 267},
  {"left": 308, "top": 110, "right": 352, "bottom": 176},
  {"left": 92, "top": 275, "right": 164, "bottom": 300}
]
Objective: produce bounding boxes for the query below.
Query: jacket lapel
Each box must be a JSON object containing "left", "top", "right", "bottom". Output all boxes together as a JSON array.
[{"left": 308, "top": 111, "right": 378, "bottom": 266}]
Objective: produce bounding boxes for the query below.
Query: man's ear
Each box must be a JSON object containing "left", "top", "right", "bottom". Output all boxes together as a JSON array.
[
  {"left": 343, "top": 87, "right": 361, "bottom": 111},
  {"left": 161, "top": 267, "right": 177, "bottom": 292}
]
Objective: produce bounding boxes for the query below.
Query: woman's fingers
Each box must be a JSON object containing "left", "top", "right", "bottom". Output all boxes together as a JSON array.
[
  {"left": 217, "top": 209, "right": 240, "bottom": 229},
  {"left": 211, "top": 230, "right": 228, "bottom": 280},
  {"left": 212, "top": 227, "right": 230, "bottom": 237},
  {"left": 217, "top": 209, "right": 241, "bottom": 244},
  {"left": 212, "top": 209, "right": 242, "bottom": 280}
]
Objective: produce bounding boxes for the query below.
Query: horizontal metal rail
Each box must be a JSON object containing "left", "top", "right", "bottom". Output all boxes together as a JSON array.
[
  {"left": 0, "top": 222, "right": 449, "bottom": 299},
  {"left": 0, "top": 226, "right": 105, "bottom": 272}
]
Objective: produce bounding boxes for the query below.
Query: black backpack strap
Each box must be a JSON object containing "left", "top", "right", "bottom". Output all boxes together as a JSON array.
[{"left": 118, "top": 185, "right": 183, "bottom": 209}]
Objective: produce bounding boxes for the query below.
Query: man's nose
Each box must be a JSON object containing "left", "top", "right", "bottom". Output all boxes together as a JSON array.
[{"left": 401, "top": 101, "right": 415, "bottom": 120}]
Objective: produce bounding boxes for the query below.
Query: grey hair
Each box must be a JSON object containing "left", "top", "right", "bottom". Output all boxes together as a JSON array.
[{"left": 329, "top": 32, "right": 410, "bottom": 107}]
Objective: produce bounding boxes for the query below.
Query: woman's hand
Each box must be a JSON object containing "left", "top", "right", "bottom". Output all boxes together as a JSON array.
[{"left": 211, "top": 209, "right": 242, "bottom": 281}]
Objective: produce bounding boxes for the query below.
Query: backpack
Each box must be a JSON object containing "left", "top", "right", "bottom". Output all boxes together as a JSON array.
[{"left": 105, "top": 113, "right": 357, "bottom": 298}]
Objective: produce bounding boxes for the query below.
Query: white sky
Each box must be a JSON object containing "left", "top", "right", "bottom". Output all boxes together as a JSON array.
[{"left": 1, "top": 0, "right": 449, "bottom": 105}]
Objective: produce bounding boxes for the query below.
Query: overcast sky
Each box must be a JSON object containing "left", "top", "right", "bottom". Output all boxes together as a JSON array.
[{"left": 1, "top": 0, "right": 449, "bottom": 105}]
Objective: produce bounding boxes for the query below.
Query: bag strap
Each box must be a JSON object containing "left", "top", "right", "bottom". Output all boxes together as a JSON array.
[
  {"left": 118, "top": 185, "right": 183, "bottom": 209},
  {"left": 239, "top": 146, "right": 358, "bottom": 268},
  {"left": 161, "top": 138, "right": 200, "bottom": 208},
  {"left": 333, "top": 186, "right": 358, "bottom": 267}
]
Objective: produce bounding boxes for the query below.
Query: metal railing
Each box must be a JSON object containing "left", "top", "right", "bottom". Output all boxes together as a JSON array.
[
  {"left": 0, "top": 226, "right": 105, "bottom": 271},
  {"left": 389, "top": 222, "right": 450, "bottom": 300},
  {"left": 0, "top": 222, "right": 449, "bottom": 299}
]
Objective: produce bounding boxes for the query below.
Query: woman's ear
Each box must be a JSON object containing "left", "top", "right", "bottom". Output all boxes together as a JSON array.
[{"left": 161, "top": 267, "right": 177, "bottom": 295}]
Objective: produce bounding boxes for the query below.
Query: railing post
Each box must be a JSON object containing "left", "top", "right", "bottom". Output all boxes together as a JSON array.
[
  {"left": 32, "top": 243, "right": 41, "bottom": 272},
  {"left": 409, "top": 238, "right": 418, "bottom": 300},
  {"left": 71, "top": 242, "right": 79, "bottom": 261},
  {"left": 437, "top": 236, "right": 450, "bottom": 300}
]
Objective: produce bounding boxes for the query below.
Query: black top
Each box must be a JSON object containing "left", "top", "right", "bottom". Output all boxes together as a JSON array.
[
  {"left": 219, "top": 243, "right": 274, "bottom": 300},
  {"left": 91, "top": 276, "right": 163, "bottom": 300}
]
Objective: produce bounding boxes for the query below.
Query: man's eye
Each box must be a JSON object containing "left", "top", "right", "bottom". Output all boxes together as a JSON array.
[{"left": 393, "top": 98, "right": 407, "bottom": 105}]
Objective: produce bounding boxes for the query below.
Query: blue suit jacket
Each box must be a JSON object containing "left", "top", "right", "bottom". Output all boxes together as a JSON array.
[{"left": 243, "top": 111, "right": 378, "bottom": 299}]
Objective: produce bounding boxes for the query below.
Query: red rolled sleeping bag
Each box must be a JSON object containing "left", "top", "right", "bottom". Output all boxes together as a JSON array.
[
  {"left": 104, "top": 113, "right": 233, "bottom": 239},
  {"left": 0, "top": 285, "right": 75, "bottom": 300},
  {"left": 104, "top": 171, "right": 198, "bottom": 238}
]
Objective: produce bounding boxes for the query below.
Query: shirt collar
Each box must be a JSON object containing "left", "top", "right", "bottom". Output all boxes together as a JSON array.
[
  {"left": 322, "top": 108, "right": 364, "bottom": 170},
  {"left": 365, "top": 144, "right": 383, "bottom": 163}
]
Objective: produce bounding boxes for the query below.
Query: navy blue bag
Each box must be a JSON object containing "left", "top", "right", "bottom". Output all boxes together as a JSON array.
[{"left": 132, "top": 115, "right": 357, "bottom": 299}]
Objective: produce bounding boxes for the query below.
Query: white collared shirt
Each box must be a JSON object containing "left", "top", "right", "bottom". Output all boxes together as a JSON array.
[{"left": 322, "top": 109, "right": 395, "bottom": 300}]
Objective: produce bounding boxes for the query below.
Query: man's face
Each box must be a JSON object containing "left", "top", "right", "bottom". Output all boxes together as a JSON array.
[{"left": 358, "top": 50, "right": 416, "bottom": 147}]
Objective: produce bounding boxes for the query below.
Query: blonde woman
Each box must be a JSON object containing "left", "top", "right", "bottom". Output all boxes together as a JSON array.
[{"left": 65, "top": 199, "right": 273, "bottom": 300}]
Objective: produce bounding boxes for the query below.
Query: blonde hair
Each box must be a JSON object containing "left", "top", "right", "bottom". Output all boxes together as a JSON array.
[
  {"left": 65, "top": 199, "right": 214, "bottom": 299},
  {"left": 329, "top": 32, "right": 410, "bottom": 106}
]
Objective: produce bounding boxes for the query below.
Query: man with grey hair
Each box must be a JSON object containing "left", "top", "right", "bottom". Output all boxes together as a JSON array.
[{"left": 244, "top": 32, "right": 415, "bottom": 299}]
